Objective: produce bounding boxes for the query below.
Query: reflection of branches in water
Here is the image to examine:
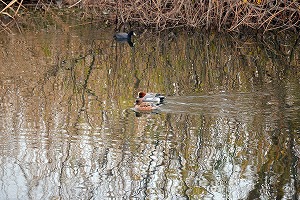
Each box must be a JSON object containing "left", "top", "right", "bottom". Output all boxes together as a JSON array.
[
  {"left": 289, "top": 125, "right": 299, "bottom": 200},
  {"left": 14, "top": 159, "right": 32, "bottom": 199},
  {"left": 260, "top": 32, "right": 299, "bottom": 62},
  {"left": 256, "top": 31, "right": 300, "bottom": 81},
  {"left": 141, "top": 139, "right": 163, "bottom": 198},
  {"left": 113, "top": 41, "right": 137, "bottom": 95},
  {"left": 3, "top": 26, "right": 300, "bottom": 199},
  {"left": 58, "top": 137, "right": 72, "bottom": 199},
  {"left": 49, "top": 46, "right": 105, "bottom": 130},
  {"left": 74, "top": 51, "right": 96, "bottom": 129},
  {"left": 245, "top": 128, "right": 291, "bottom": 200},
  {"left": 288, "top": 33, "right": 300, "bottom": 65}
]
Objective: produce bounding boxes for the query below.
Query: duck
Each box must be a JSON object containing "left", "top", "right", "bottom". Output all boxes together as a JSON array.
[
  {"left": 134, "top": 99, "right": 159, "bottom": 112},
  {"left": 137, "top": 91, "right": 165, "bottom": 105},
  {"left": 114, "top": 31, "right": 136, "bottom": 41}
]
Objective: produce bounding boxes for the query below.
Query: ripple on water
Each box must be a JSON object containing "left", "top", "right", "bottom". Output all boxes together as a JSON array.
[{"left": 161, "top": 92, "right": 272, "bottom": 119}]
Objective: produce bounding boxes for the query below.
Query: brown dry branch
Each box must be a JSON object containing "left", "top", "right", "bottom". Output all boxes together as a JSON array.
[
  {"left": 0, "top": 0, "right": 26, "bottom": 33},
  {"left": 0, "top": 0, "right": 299, "bottom": 32}
]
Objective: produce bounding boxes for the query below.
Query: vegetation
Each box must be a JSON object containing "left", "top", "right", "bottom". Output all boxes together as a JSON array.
[{"left": 0, "top": 0, "right": 300, "bottom": 32}]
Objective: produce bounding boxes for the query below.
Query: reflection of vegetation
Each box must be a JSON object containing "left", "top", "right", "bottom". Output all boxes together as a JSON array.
[
  {"left": 0, "top": 27, "right": 299, "bottom": 199},
  {"left": 130, "top": 31, "right": 300, "bottom": 96}
]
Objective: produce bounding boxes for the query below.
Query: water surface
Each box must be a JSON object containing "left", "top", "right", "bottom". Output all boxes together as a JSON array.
[{"left": 0, "top": 27, "right": 299, "bottom": 199}]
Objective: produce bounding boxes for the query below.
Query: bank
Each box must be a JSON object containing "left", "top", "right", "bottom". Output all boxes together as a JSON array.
[{"left": 1, "top": 0, "right": 300, "bottom": 33}]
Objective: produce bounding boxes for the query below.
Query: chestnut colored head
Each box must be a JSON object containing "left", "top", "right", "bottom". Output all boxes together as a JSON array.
[{"left": 138, "top": 91, "right": 147, "bottom": 98}]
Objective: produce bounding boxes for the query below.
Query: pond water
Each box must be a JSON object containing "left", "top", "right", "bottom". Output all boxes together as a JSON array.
[{"left": 0, "top": 25, "right": 299, "bottom": 199}]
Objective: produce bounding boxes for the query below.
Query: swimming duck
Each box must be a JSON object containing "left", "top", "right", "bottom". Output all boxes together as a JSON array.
[
  {"left": 114, "top": 31, "right": 136, "bottom": 41},
  {"left": 134, "top": 99, "right": 158, "bottom": 112},
  {"left": 138, "top": 91, "right": 165, "bottom": 105}
]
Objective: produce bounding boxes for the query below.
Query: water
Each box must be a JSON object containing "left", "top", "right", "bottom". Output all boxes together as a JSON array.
[{"left": 0, "top": 26, "right": 299, "bottom": 199}]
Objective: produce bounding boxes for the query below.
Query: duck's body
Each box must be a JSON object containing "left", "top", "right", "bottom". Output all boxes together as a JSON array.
[
  {"left": 134, "top": 99, "right": 158, "bottom": 112},
  {"left": 138, "top": 91, "right": 165, "bottom": 105},
  {"left": 114, "top": 31, "right": 136, "bottom": 41}
]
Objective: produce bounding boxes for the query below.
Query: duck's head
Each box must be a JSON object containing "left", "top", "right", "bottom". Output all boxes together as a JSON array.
[
  {"left": 138, "top": 91, "right": 147, "bottom": 98},
  {"left": 129, "top": 31, "right": 136, "bottom": 37}
]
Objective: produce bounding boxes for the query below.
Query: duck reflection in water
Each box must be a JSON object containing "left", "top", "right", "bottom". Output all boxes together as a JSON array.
[
  {"left": 113, "top": 31, "right": 136, "bottom": 47},
  {"left": 134, "top": 99, "right": 159, "bottom": 111}
]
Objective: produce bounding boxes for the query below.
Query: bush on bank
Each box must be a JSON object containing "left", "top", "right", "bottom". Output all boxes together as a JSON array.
[{"left": 0, "top": 0, "right": 299, "bottom": 32}]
